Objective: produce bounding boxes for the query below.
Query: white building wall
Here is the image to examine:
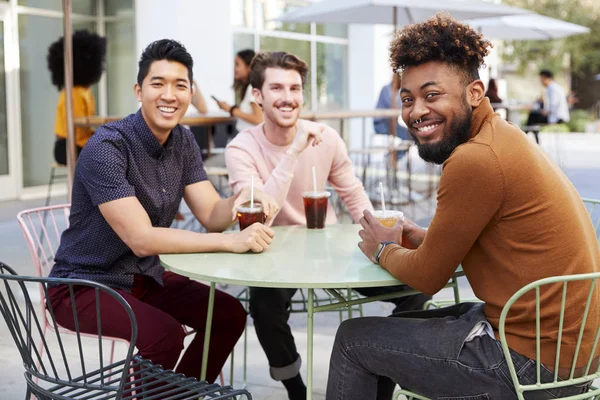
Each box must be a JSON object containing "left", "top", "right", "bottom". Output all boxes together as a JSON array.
[{"left": 134, "top": 0, "right": 234, "bottom": 110}]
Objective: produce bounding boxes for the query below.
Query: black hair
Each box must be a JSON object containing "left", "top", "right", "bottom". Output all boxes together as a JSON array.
[
  {"left": 137, "top": 39, "right": 193, "bottom": 86},
  {"left": 390, "top": 13, "right": 492, "bottom": 85},
  {"left": 234, "top": 49, "right": 256, "bottom": 99},
  {"left": 539, "top": 69, "right": 554, "bottom": 79},
  {"left": 47, "top": 30, "right": 107, "bottom": 90}
]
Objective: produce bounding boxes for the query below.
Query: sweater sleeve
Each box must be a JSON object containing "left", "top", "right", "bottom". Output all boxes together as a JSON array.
[
  {"left": 380, "top": 143, "right": 505, "bottom": 295},
  {"left": 328, "top": 131, "right": 374, "bottom": 222},
  {"left": 225, "top": 136, "right": 298, "bottom": 207}
]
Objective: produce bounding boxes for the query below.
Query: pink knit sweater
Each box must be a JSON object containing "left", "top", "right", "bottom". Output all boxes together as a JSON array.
[{"left": 225, "top": 121, "right": 373, "bottom": 226}]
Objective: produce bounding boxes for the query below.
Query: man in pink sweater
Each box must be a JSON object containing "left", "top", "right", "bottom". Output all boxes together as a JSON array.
[{"left": 225, "top": 51, "right": 430, "bottom": 400}]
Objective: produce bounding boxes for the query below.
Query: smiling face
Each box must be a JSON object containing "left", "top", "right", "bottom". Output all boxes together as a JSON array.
[
  {"left": 400, "top": 61, "right": 484, "bottom": 164},
  {"left": 253, "top": 67, "right": 303, "bottom": 129},
  {"left": 134, "top": 59, "right": 192, "bottom": 143}
]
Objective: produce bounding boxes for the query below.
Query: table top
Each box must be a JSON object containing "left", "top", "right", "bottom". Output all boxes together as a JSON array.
[{"left": 160, "top": 224, "right": 404, "bottom": 289}]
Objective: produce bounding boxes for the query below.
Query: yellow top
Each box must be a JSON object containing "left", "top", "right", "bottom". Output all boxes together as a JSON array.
[{"left": 54, "top": 86, "right": 96, "bottom": 148}]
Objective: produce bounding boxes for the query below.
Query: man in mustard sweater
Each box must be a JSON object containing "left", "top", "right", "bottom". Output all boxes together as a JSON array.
[{"left": 326, "top": 14, "right": 600, "bottom": 399}]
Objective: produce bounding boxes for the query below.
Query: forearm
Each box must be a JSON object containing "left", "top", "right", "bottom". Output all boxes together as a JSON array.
[
  {"left": 261, "top": 152, "right": 299, "bottom": 206},
  {"left": 134, "top": 227, "right": 230, "bottom": 257},
  {"left": 204, "top": 196, "right": 236, "bottom": 232}
]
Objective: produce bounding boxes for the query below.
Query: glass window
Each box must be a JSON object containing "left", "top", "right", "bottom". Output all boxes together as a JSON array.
[
  {"left": 18, "top": 0, "right": 96, "bottom": 15},
  {"left": 316, "top": 24, "right": 348, "bottom": 39},
  {"left": 259, "top": 36, "right": 311, "bottom": 109},
  {"left": 18, "top": 15, "right": 95, "bottom": 187},
  {"left": 261, "top": 0, "right": 310, "bottom": 34},
  {"left": 234, "top": 33, "right": 254, "bottom": 54},
  {"left": 105, "top": 0, "right": 133, "bottom": 17},
  {"left": 106, "top": 20, "right": 137, "bottom": 115},
  {"left": 316, "top": 43, "right": 347, "bottom": 111},
  {"left": 231, "top": 0, "right": 255, "bottom": 28}
]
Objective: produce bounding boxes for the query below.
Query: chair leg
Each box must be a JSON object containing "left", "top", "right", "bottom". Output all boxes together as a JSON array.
[
  {"left": 109, "top": 340, "right": 116, "bottom": 365},
  {"left": 44, "top": 166, "right": 56, "bottom": 208}
]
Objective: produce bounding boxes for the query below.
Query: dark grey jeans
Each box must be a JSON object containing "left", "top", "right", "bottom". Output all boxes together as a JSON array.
[
  {"left": 249, "top": 286, "right": 430, "bottom": 381},
  {"left": 326, "top": 303, "right": 592, "bottom": 399}
]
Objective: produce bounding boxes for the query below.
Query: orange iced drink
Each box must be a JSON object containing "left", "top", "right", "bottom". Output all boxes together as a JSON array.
[{"left": 373, "top": 210, "right": 404, "bottom": 227}]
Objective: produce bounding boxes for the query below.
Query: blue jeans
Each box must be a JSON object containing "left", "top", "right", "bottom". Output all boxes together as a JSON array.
[{"left": 326, "top": 303, "right": 591, "bottom": 399}]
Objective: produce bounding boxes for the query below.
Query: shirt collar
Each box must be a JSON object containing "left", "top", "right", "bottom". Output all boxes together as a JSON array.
[
  {"left": 469, "top": 97, "right": 496, "bottom": 139},
  {"left": 134, "top": 109, "right": 176, "bottom": 158}
]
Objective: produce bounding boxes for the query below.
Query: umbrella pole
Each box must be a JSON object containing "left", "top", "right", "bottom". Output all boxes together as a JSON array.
[
  {"left": 62, "top": 0, "right": 75, "bottom": 202},
  {"left": 390, "top": 6, "right": 398, "bottom": 166}
]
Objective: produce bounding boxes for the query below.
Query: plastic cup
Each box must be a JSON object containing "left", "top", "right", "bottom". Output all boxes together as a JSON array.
[
  {"left": 302, "top": 191, "right": 331, "bottom": 229},
  {"left": 237, "top": 204, "right": 266, "bottom": 230},
  {"left": 373, "top": 210, "right": 404, "bottom": 227}
]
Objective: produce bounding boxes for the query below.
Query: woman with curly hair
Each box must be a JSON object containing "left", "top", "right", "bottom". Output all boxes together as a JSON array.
[
  {"left": 326, "top": 13, "right": 597, "bottom": 400},
  {"left": 47, "top": 30, "right": 106, "bottom": 165}
]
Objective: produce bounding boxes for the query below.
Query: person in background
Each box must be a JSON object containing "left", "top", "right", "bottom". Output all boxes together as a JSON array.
[
  {"left": 189, "top": 80, "right": 208, "bottom": 114},
  {"left": 373, "top": 74, "right": 409, "bottom": 140},
  {"left": 540, "top": 69, "right": 570, "bottom": 124},
  {"left": 526, "top": 95, "right": 548, "bottom": 126},
  {"left": 47, "top": 30, "right": 106, "bottom": 165},
  {"left": 485, "top": 78, "right": 503, "bottom": 105},
  {"left": 214, "top": 49, "right": 264, "bottom": 133}
]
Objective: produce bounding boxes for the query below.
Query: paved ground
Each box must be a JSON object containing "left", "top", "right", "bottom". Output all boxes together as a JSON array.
[{"left": 0, "top": 132, "right": 599, "bottom": 399}]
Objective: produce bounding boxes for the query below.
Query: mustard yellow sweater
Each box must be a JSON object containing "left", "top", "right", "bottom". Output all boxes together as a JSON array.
[{"left": 54, "top": 86, "right": 95, "bottom": 148}]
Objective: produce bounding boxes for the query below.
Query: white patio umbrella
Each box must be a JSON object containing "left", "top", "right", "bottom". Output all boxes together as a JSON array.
[
  {"left": 277, "top": 0, "right": 529, "bottom": 151},
  {"left": 466, "top": 14, "right": 590, "bottom": 40},
  {"left": 276, "top": 0, "right": 529, "bottom": 28}
]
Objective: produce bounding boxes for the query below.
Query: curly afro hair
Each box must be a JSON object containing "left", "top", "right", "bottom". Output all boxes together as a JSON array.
[
  {"left": 390, "top": 13, "right": 492, "bottom": 84},
  {"left": 47, "top": 30, "right": 107, "bottom": 90}
]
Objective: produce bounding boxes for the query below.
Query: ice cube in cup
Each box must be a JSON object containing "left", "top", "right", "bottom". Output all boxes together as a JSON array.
[{"left": 373, "top": 210, "right": 404, "bottom": 228}]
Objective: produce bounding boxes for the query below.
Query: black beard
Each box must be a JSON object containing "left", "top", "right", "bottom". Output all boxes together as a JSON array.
[{"left": 412, "top": 106, "right": 473, "bottom": 165}]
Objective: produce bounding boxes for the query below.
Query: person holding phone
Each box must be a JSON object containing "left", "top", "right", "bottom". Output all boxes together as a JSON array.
[{"left": 213, "top": 49, "right": 263, "bottom": 133}]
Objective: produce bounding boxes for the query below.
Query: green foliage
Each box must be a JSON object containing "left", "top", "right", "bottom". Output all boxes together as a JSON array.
[
  {"left": 503, "top": 0, "right": 600, "bottom": 77},
  {"left": 567, "top": 109, "right": 592, "bottom": 132},
  {"left": 540, "top": 123, "right": 570, "bottom": 133}
]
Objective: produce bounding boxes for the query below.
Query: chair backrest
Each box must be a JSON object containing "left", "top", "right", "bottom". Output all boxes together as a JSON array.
[
  {"left": 498, "top": 272, "right": 600, "bottom": 399},
  {"left": 17, "top": 204, "right": 71, "bottom": 278},
  {"left": 583, "top": 198, "right": 600, "bottom": 242},
  {"left": 17, "top": 204, "right": 71, "bottom": 333},
  {"left": 0, "top": 261, "right": 137, "bottom": 397}
]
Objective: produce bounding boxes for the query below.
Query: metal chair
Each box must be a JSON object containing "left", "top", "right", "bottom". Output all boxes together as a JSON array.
[
  {"left": 17, "top": 204, "right": 225, "bottom": 386},
  {"left": 0, "top": 261, "right": 252, "bottom": 399},
  {"left": 583, "top": 198, "right": 600, "bottom": 242},
  {"left": 394, "top": 273, "right": 600, "bottom": 399}
]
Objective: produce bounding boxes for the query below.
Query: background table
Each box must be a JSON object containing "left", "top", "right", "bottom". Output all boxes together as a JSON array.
[{"left": 160, "top": 224, "right": 461, "bottom": 399}]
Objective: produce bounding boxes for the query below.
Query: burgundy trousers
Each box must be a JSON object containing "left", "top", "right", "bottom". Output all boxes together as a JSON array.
[{"left": 48, "top": 271, "right": 246, "bottom": 383}]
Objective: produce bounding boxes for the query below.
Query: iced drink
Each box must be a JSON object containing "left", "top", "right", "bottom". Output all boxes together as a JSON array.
[
  {"left": 302, "top": 191, "right": 331, "bottom": 229},
  {"left": 237, "top": 204, "right": 266, "bottom": 230},
  {"left": 373, "top": 210, "right": 404, "bottom": 227}
]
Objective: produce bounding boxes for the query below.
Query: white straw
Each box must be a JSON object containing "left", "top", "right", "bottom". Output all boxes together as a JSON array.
[
  {"left": 250, "top": 175, "right": 255, "bottom": 209},
  {"left": 312, "top": 166, "right": 317, "bottom": 193},
  {"left": 379, "top": 182, "right": 386, "bottom": 217}
]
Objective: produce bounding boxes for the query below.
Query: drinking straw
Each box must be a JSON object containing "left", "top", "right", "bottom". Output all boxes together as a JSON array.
[
  {"left": 250, "top": 175, "right": 254, "bottom": 209},
  {"left": 312, "top": 166, "right": 317, "bottom": 193},
  {"left": 379, "top": 181, "right": 386, "bottom": 217}
]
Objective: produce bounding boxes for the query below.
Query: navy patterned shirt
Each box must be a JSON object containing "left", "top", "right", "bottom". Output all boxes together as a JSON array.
[{"left": 50, "top": 109, "right": 208, "bottom": 291}]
